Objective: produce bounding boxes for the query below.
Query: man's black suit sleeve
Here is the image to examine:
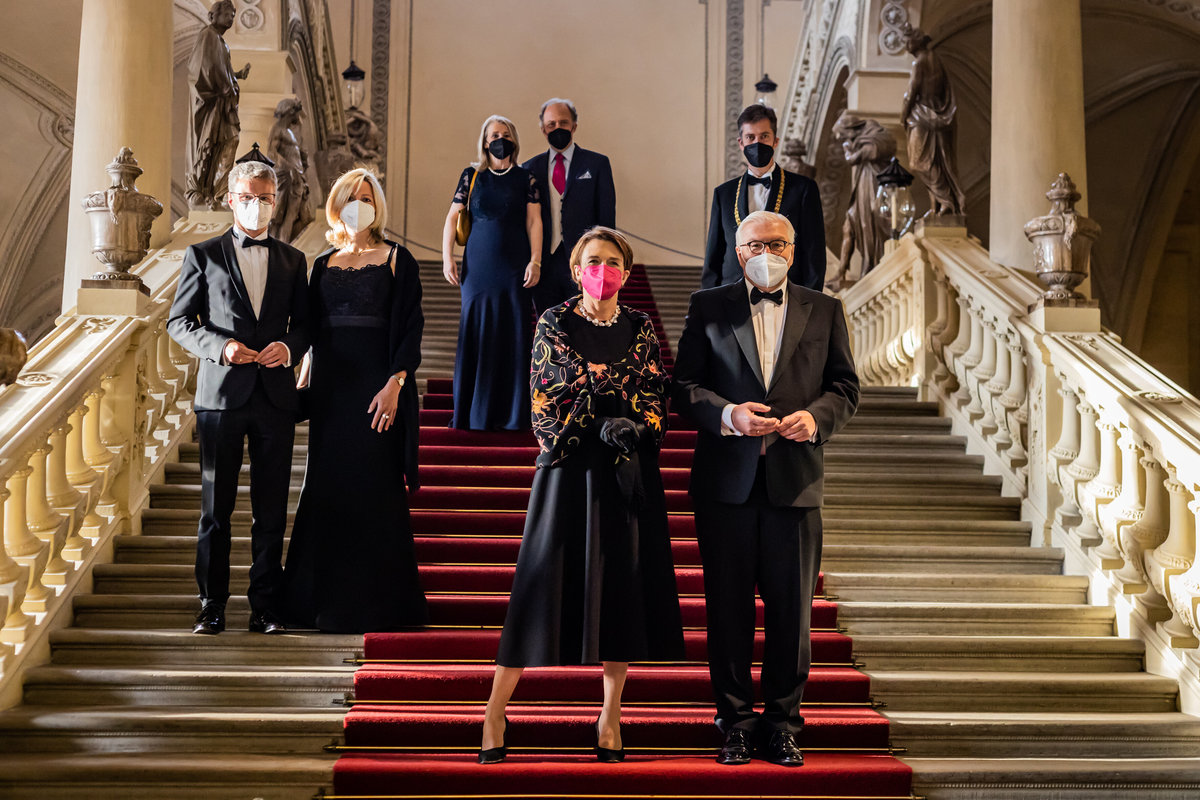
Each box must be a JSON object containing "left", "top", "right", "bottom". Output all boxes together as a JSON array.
[
  {"left": 595, "top": 155, "right": 616, "bottom": 228},
  {"left": 277, "top": 249, "right": 311, "bottom": 361},
  {"left": 167, "top": 244, "right": 228, "bottom": 363},
  {"left": 671, "top": 291, "right": 730, "bottom": 436},
  {"left": 701, "top": 188, "right": 725, "bottom": 290},
  {"left": 791, "top": 179, "right": 826, "bottom": 292}
]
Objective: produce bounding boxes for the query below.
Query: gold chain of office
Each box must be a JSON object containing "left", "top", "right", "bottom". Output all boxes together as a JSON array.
[{"left": 732, "top": 168, "right": 785, "bottom": 226}]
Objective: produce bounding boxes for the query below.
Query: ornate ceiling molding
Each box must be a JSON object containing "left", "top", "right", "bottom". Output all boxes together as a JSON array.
[{"left": 369, "top": 0, "right": 390, "bottom": 180}]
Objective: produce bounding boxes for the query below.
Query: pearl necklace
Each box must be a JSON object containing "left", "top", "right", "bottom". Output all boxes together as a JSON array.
[
  {"left": 579, "top": 303, "right": 621, "bottom": 327},
  {"left": 490, "top": 164, "right": 514, "bottom": 176}
]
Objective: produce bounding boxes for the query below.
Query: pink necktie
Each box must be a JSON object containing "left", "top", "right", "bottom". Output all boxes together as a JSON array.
[{"left": 552, "top": 153, "right": 566, "bottom": 195}]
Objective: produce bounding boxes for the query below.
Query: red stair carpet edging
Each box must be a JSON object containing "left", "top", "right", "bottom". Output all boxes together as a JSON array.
[{"left": 330, "top": 266, "right": 912, "bottom": 798}]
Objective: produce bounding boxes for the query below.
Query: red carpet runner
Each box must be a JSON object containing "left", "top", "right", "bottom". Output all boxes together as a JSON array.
[{"left": 331, "top": 268, "right": 913, "bottom": 798}]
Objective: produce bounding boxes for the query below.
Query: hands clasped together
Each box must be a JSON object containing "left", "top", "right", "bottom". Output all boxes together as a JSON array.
[
  {"left": 224, "top": 339, "right": 288, "bottom": 368},
  {"left": 729, "top": 401, "right": 817, "bottom": 442}
]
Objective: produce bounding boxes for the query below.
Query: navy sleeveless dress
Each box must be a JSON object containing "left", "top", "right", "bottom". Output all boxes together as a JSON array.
[
  {"left": 451, "top": 166, "right": 539, "bottom": 430},
  {"left": 283, "top": 247, "right": 428, "bottom": 632}
]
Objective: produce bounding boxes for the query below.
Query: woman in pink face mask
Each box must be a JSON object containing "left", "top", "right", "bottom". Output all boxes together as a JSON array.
[{"left": 477, "top": 227, "right": 684, "bottom": 764}]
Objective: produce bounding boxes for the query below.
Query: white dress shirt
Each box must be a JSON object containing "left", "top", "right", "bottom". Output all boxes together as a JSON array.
[
  {"left": 747, "top": 163, "right": 774, "bottom": 213},
  {"left": 548, "top": 142, "right": 576, "bottom": 253},
  {"left": 225, "top": 228, "right": 290, "bottom": 366},
  {"left": 722, "top": 281, "right": 787, "bottom": 435}
]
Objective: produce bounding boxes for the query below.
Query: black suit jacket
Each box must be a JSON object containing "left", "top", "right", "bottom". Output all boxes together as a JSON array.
[
  {"left": 701, "top": 166, "right": 825, "bottom": 291},
  {"left": 672, "top": 280, "right": 859, "bottom": 507},
  {"left": 522, "top": 146, "right": 616, "bottom": 262},
  {"left": 167, "top": 230, "right": 310, "bottom": 412}
]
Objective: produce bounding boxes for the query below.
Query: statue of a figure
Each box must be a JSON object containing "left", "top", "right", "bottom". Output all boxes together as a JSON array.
[
  {"left": 346, "top": 106, "right": 385, "bottom": 181},
  {"left": 185, "top": 1, "right": 250, "bottom": 210},
  {"left": 267, "top": 97, "right": 313, "bottom": 241},
  {"left": 0, "top": 328, "right": 27, "bottom": 386},
  {"left": 900, "top": 24, "right": 966, "bottom": 217},
  {"left": 779, "top": 138, "right": 816, "bottom": 179},
  {"left": 827, "top": 113, "right": 895, "bottom": 290}
]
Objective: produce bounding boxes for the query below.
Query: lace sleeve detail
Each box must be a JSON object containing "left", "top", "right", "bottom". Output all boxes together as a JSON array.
[
  {"left": 452, "top": 167, "right": 474, "bottom": 205},
  {"left": 527, "top": 173, "right": 540, "bottom": 204}
]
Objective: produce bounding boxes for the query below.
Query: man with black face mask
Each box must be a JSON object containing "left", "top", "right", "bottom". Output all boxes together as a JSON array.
[
  {"left": 522, "top": 98, "right": 617, "bottom": 314},
  {"left": 701, "top": 105, "right": 825, "bottom": 291}
]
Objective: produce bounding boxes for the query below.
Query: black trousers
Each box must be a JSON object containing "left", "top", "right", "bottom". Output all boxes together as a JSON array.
[
  {"left": 532, "top": 243, "right": 574, "bottom": 315},
  {"left": 694, "top": 458, "right": 823, "bottom": 736},
  {"left": 194, "top": 382, "right": 295, "bottom": 614}
]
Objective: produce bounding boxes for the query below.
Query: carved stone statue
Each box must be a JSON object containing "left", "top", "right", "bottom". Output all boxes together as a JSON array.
[
  {"left": 185, "top": 1, "right": 251, "bottom": 210},
  {"left": 346, "top": 106, "right": 385, "bottom": 181},
  {"left": 779, "top": 138, "right": 816, "bottom": 179},
  {"left": 827, "top": 113, "right": 896, "bottom": 290},
  {"left": 0, "top": 328, "right": 27, "bottom": 386},
  {"left": 316, "top": 132, "right": 357, "bottom": 195},
  {"left": 900, "top": 24, "right": 967, "bottom": 217},
  {"left": 267, "top": 97, "right": 313, "bottom": 241}
]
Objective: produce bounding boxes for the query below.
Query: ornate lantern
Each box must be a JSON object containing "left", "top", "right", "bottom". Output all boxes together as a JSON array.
[
  {"left": 754, "top": 74, "right": 778, "bottom": 109},
  {"left": 1023, "top": 173, "right": 1100, "bottom": 309},
  {"left": 342, "top": 60, "right": 366, "bottom": 110},
  {"left": 80, "top": 148, "right": 163, "bottom": 296},
  {"left": 874, "top": 157, "right": 916, "bottom": 240}
]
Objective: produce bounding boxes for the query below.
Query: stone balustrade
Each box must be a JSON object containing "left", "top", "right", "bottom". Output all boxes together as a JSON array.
[
  {"left": 839, "top": 224, "right": 1200, "bottom": 711},
  {"left": 0, "top": 216, "right": 229, "bottom": 702}
]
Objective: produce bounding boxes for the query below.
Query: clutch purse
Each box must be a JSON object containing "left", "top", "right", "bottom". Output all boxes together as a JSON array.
[{"left": 454, "top": 169, "right": 478, "bottom": 246}]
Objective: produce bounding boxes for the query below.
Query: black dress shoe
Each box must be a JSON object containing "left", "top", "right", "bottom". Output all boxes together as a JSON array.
[
  {"left": 192, "top": 603, "right": 225, "bottom": 635},
  {"left": 716, "top": 727, "right": 753, "bottom": 765},
  {"left": 477, "top": 715, "right": 508, "bottom": 764},
  {"left": 764, "top": 729, "right": 804, "bottom": 766},
  {"left": 594, "top": 716, "right": 625, "bottom": 763},
  {"left": 248, "top": 611, "right": 287, "bottom": 634}
]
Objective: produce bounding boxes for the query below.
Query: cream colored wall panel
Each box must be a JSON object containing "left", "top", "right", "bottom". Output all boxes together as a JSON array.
[{"left": 0, "top": 85, "right": 55, "bottom": 243}]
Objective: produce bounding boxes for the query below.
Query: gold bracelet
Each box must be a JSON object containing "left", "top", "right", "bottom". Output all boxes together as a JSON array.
[{"left": 530, "top": 260, "right": 541, "bottom": 266}]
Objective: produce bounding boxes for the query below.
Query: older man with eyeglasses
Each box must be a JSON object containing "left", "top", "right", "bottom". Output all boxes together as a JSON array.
[
  {"left": 168, "top": 159, "right": 311, "bottom": 637},
  {"left": 673, "top": 210, "right": 860, "bottom": 767}
]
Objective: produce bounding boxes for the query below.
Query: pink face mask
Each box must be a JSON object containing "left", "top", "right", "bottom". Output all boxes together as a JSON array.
[{"left": 579, "top": 263, "right": 624, "bottom": 300}]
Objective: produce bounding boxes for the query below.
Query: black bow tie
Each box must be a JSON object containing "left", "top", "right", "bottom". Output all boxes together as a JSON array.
[
  {"left": 240, "top": 236, "right": 269, "bottom": 249},
  {"left": 750, "top": 287, "right": 783, "bottom": 306},
  {"left": 747, "top": 174, "right": 772, "bottom": 188}
]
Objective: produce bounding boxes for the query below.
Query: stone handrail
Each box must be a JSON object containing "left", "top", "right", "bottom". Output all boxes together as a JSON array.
[
  {"left": 0, "top": 215, "right": 232, "bottom": 706},
  {"left": 838, "top": 225, "right": 1200, "bottom": 712}
]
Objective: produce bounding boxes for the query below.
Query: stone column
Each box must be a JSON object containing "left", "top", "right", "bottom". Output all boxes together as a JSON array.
[
  {"left": 62, "top": 0, "right": 172, "bottom": 313},
  {"left": 990, "top": 0, "right": 1088, "bottom": 272}
]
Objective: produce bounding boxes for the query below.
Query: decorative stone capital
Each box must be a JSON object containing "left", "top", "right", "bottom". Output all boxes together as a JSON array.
[{"left": 1024, "top": 173, "right": 1101, "bottom": 311}]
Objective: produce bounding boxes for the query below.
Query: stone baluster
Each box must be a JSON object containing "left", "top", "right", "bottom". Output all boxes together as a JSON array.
[
  {"left": 965, "top": 317, "right": 996, "bottom": 423},
  {"left": 47, "top": 422, "right": 89, "bottom": 563},
  {"left": 927, "top": 266, "right": 950, "bottom": 343},
  {"left": 1129, "top": 456, "right": 1172, "bottom": 621},
  {"left": 0, "top": 485, "right": 33, "bottom": 647},
  {"left": 66, "top": 405, "right": 98, "bottom": 487},
  {"left": 1170, "top": 494, "right": 1200, "bottom": 645},
  {"left": 156, "top": 327, "right": 186, "bottom": 415},
  {"left": 25, "top": 443, "right": 71, "bottom": 588},
  {"left": 142, "top": 325, "right": 171, "bottom": 422},
  {"left": 4, "top": 460, "right": 51, "bottom": 615},
  {"left": 952, "top": 302, "right": 982, "bottom": 407},
  {"left": 883, "top": 288, "right": 904, "bottom": 383},
  {"left": 1049, "top": 381, "right": 1080, "bottom": 487},
  {"left": 1075, "top": 416, "right": 1122, "bottom": 555},
  {"left": 998, "top": 340, "right": 1029, "bottom": 467},
  {"left": 982, "top": 327, "right": 1011, "bottom": 441},
  {"left": 1062, "top": 400, "right": 1099, "bottom": 541},
  {"left": 1146, "top": 470, "right": 1198, "bottom": 648},
  {"left": 1099, "top": 429, "right": 1145, "bottom": 579},
  {"left": 941, "top": 292, "right": 970, "bottom": 393},
  {"left": 82, "top": 388, "right": 114, "bottom": 469},
  {"left": 864, "top": 297, "right": 884, "bottom": 385}
]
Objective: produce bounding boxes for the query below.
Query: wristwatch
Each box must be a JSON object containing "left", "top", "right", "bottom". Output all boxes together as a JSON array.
[{"left": 392, "top": 373, "right": 405, "bottom": 388}]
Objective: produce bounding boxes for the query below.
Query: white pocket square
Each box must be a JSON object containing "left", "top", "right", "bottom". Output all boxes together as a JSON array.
[{"left": 577, "top": 170, "right": 592, "bottom": 179}]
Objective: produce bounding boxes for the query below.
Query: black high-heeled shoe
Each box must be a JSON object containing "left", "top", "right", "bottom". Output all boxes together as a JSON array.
[
  {"left": 594, "top": 716, "right": 625, "bottom": 763},
  {"left": 478, "top": 715, "right": 508, "bottom": 764}
]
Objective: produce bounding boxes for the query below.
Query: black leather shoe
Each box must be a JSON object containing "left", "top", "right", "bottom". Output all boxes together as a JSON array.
[
  {"left": 192, "top": 602, "right": 225, "bottom": 635},
  {"left": 248, "top": 611, "right": 287, "bottom": 634},
  {"left": 764, "top": 729, "right": 804, "bottom": 766},
  {"left": 594, "top": 716, "right": 625, "bottom": 763},
  {"left": 477, "top": 715, "right": 508, "bottom": 764},
  {"left": 716, "top": 727, "right": 753, "bottom": 765}
]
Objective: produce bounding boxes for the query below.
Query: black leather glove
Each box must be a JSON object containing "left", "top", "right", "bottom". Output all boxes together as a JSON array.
[{"left": 599, "top": 417, "right": 643, "bottom": 454}]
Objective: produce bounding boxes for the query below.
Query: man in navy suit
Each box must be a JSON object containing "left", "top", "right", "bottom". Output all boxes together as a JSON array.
[
  {"left": 522, "top": 98, "right": 617, "bottom": 313},
  {"left": 168, "top": 160, "right": 310, "bottom": 636},
  {"left": 702, "top": 105, "right": 826, "bottom": 291},
  {"left": 675, "top": 211, "right": 859, "bottom": 766}
]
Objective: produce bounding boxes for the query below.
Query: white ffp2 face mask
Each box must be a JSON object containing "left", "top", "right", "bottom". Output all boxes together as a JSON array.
[
  {"left": 234, "top": 199, "right": 273, "bottom": 232},
  {"left": 340, "top": 200, "right": 376, "bottom": 234},
  {"left": 744, "top": 252, "right": 789, "bottom": 289}
]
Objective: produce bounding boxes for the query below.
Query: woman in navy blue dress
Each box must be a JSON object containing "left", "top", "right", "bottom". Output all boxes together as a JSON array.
[{"left": 441, "top": 115, "right": 543, "bottom": 430}]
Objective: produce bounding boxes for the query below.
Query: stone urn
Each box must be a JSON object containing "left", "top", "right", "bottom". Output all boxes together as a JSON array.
[
  {"left": 1023, "top": 173, "right": 1100, "bottom": 309},
  {"left": 0, "top": 327, "right": 27, "bottom": 386},
  {"left": 81, "top": 147, "right": 163, "bottom": 295}
]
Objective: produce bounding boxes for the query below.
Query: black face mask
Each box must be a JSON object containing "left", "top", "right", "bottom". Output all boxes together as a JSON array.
[
  {"left": 743, "top": 142, "right": 774, "bottom": 169},
  {"left": 547, "top": 128, "right": 573, "bottom": 150},
  {"left": 488, "top": 138, "right": 516, "bottom": 160}
]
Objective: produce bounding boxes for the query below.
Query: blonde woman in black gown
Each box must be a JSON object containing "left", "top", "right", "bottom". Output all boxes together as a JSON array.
[
  {"left": 282, "top": 168, "right": 428, "bottom": 632},
  {"left": 478, "top": 227, "right": 684, "bottom": 763}
]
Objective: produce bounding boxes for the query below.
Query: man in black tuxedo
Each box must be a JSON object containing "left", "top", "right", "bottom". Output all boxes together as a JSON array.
[
  {"left": 702, "top": 104, "right": 826, "bottom": 291},
  {"left": 673, "top": 210, "right": 859, "bottom": 766},
  {"left": 522, "top": 98, "right": 616, "bottom": 313},
  {"left": 167, "top": 160, "right": 310, "bottom": 636}
]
